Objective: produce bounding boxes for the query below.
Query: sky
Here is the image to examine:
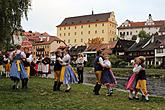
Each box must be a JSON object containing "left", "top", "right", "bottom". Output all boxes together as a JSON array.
[{"left": 21, "top": 0, "right": 165, "bottom": 36}]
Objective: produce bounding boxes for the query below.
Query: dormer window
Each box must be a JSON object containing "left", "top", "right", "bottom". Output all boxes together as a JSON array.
[{"left": 72, "top": 22, "right": 74, "bottom": 24}]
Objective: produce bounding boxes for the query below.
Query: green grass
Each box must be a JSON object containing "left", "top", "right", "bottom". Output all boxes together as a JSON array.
[
  {"left": 84, "top": 67, "right": 165, "bottom": 78},
  {"left": 0, "top": 77, "right": 165, "bottom": 110}
]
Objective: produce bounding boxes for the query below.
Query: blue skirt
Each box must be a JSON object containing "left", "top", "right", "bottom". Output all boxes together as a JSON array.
[
  {"left": 60, "top": 65, "right": 79, "bottom": 84},
  {"left": 10, "top": 61, "right": 28, "bottom": 80},
  {"left": 101, "top": 69, "right": 117, "bottom": 87}
]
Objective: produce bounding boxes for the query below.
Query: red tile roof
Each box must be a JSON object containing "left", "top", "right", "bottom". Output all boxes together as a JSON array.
[{"left": 118, "top": 20, "right": 165, "bottom": 29}]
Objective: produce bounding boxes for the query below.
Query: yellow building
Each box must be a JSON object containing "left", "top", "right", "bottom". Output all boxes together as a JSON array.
[
  {"left": 57, "top": 11, "right": 117, "bottom": 46},
  {"left": 32, "top": 36, "right": 66, "bottom": 61}
]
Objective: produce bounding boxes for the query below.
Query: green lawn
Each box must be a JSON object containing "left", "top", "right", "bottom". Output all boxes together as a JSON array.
[{"left": 0, "top": 77, "right": 165, "bottom": 110}]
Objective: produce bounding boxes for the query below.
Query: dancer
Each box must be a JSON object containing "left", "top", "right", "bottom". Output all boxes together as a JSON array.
[
  {"left": 53, "top": 50, "right": 63, "bottom": 91},
  {"left": 4, "top": 54, "right": 11, "bottom": 78},
  {"left": 9, "top": 45, "right": 28, "bottom": 89},
  {"left": 0, "top": 51, "right": 4, "bottom": 76},
  {"left": 93, "top": 51, "right": 103, "bottom": 95},
  {"left": 126, "top": 57, "right": 140, "bottom": 100},
  {"left": 101, "top": 54, "right": 117, "bottom": 96},
  {"left": 76, "top": 53, "right": 85, "bottom": 84},
  {"left": 60, "top": 49, "right": 78, "bottom": 92},
  {"left": 135, "top": 56, "right": 149, "bottom": 101},
  {"left": 42, "top": 54, "right": 51, "bottom": 78},
  {"left": 36, "top": 55, "right": 43, "bottom": 76}
]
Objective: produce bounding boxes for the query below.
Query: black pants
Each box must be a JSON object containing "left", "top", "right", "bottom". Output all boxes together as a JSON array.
[{"left": 77, "top": 68, "right": 83, "bottom": 83}]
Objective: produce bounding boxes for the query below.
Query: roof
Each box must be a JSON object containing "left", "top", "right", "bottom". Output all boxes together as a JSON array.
[
  {"left": 33, "top": 36, "right": 64, "bottom": 45},
  {"left": 128, "top": 35, "right": 165, "bottom": 52},
  {"left": 57, "top": 12, "right": 112, "bottom": 27},
  {"left": 118, "top": 20, "right": 165, "bottom": 29},
  {"left": 86, "top": 41, "right": 117, "bottom": 52},
  {"left": 115, "top": 39, "right": 135, "bottom": 51}
]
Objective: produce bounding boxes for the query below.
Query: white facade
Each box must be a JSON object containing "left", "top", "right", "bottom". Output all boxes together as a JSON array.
[{"left": 155, "top": 47, "right": 165, "bottom": 66}]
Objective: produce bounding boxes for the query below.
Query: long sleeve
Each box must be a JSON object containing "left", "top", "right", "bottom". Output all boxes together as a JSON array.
[{"left": 133, "top": 65, "right": 142, "bottom": 73}]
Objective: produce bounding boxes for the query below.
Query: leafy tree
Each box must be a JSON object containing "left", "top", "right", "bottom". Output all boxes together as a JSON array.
[
  {"left": 0, "top": 0, "right": 31, "bottom": 50},
  {"left": 109, "top": 54, "right": 122, "bottom": 67},
  {"left": 138, "top": 30, "right": 150, "bottom": 39}
]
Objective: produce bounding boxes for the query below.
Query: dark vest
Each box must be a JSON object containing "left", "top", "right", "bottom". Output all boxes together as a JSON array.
[
  {"left": 94, "top": 56, "right": 103, "bottom": 71},
  {"left": 23, "top": 53, "right": 31, "bottom": 67},
  {"left": 54, "top": 57, "right": 62, "bottom": 71},
  {"left": 137, "top": 69, "right": 146, "bottom": 80}
]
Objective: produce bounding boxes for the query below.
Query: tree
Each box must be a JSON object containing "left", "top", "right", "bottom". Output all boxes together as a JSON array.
[
  {"left": 0, "top": 0, "right": 31, "bottom": 50},
  {"left": 138, "top": 30, "right": 150, "bottom": 39}
]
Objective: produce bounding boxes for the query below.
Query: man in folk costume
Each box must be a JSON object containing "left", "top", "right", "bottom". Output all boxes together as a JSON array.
[
  {"left": 53, "top": 50, "right": 63, "bottom": 91},
  {"left": 9, "top": 45, "right": 28, "bottom": 89},
  {"left": 42, "top": 54, "right": 51, "bottom": 78},
  {"left": 93, "top": 51, "right": 103, "bottom": 95},
  {"left": 60, "top": 49, "right": 79, "bottom": 92}
]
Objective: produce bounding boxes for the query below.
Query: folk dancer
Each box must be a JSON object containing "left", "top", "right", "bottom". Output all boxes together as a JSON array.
[
  {"left": 9, "top": 45, "right": 28, "bottom": 89},
  {"left": 101, "top": 54, "right": 117, "bottom": 96},
  {"left": 60, "top": 49, "right": 79, "bottom": 92},
  {"left": 93, "top": 51, "right": 103, "bottom": 95}
]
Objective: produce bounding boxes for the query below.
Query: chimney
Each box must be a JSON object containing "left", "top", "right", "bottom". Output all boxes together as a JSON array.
[
  {"left": 92, "top": 10, "right": 94, "bottom": 15},
  {"left": 47, "top": 37, "right": 50, "bottom": 41}
]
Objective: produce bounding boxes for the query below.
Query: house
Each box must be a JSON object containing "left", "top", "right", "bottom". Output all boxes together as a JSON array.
[
  {"left": 128, "top": 35, "right": 165, "bottom": 66},
  {"left": 118, "top": 14, "right": 165, "bottom": 40},
  {"left": 57, "top": 11, "right": 117, "bottom": 46},
  {"left": 113, "top": 39, "right": 135, "bottom": 60}
]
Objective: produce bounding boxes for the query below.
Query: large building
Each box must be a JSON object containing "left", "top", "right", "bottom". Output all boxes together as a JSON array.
[
  {"left": 57, "top": 11, "right": 117, "bottom": 46},
  {"left": 118, "top": 14, "right": 165, "bottom": 40}
]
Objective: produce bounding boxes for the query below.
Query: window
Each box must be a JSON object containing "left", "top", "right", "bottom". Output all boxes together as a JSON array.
[
  {"left": 95, "top": 30, "right": 97, "bottom": 34},
  {"left": 68, "top": 27, "right": 70, "bottom": 30},
  {"left": 88, "top": 31, "right": 90, "bottom": 34},
  {"left": 130, "top": 32, "right": 132, "bottom": 35},
  {"left": 68, "top": 33, "right": 70, "bottom": 36},
  {"left": 75, "top": 32, "right": 77, "bottom": 35},
  {"left": 74, "top": 39, "right": 77, "bottom": 43},
  {"left": 60, "top": 28, "right": 61, "bottom": 30},
  {"left": 127, "top": 32, "right": 129, "bottom": 35},
  {"left": 102, "top": 30, "right": 104, "bottom": 33},
  {"left": 102, "top": 23, "right": 104, "bottom": 26},
  {"left": 81, "top": 39, "right": 83, "bottom": 42},
  {"left": 156, "top": 49, "right": 163, "bottom": 53},
  {"left": 75, "top": 26, "right": 77, "bottom": 29},
  {"left": 102, "top": 38, "right": 104, "bottom": 41},
  {"left": 81, "top": 32, "right": 83, "bottom": 35},
  {"left": 68, "top": 39, "right": 70, "bottom": 43},
  {"left": 64, "top": 27, "right": 66, "bottom": 30},
  {"left": 95, "top": 24, "right": 97, "bottom": 27},
  {"left": 88, "top": 25, "right": 90, "bottom": 28},
  {"left": 64, "top": 33, "right": 66, "bottom": 36},
  {"left": 60, "top": 33, "right": 61, "bottom": 36},
  {"left": 81, "top": 25, "right": 83, "bottom": 28}
]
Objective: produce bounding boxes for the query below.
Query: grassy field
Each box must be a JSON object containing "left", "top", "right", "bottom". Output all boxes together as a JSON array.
[
  {"left": 0, "top": 77, "right": 165, "bottom": 110},
  {"left": 84, "top": 67, "right": 165, "bottom": 78}
]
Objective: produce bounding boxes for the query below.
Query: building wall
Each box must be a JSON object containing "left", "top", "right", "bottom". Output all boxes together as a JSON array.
[
  {"left": 118, "top": 27, "right": 160, "bottom": 40},
  {"left": 57, "top": 14, "right": 117, "bottom": 46},
  {"left": 155, "top": 48, "right": 165, "bottom": 65},
  {"left": 50, "top": 40, "right": 66, "bottom": 53}
]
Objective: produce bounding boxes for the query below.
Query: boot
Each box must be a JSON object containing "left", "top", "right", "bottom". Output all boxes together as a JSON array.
[
  {"left": 24, "top": 78, "right": 28, "bottom": 89},
  {"left": 22, "top": 79, "right": 25, "bottom": 89},
  {"left": 57, "top": 82, "right": 62, "bottom": 91},
  {"left": 53, "top": 81, "right": 58, "bottom": 91},
  {"left": 95, "top": 84, "right": 101, "bottom": 95},
  {"left": 93, "top": 83, "right": 98, "bottom": 92}
]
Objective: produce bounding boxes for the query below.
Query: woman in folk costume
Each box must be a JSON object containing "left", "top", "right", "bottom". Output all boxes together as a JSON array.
[
  {"left": 135, "top": 56, "right": 149, "bottom": 101},
  {"left": 23, "top": 48, "right": 33, "bottom": 78},
  {"left": 101, "top": 54, "right": 117, "bottom": 96},
  {"left": 9, "top": 45, "right": 28, "bottom": 89},
  {"left": 60, "top": 49, "right": 79, "bottom": 92},
  {"left": 42, "top": 54, "right": 51, "bottom": 78},
  {"left": 53, "top": 50, "right": 63, "bottom": 91},
  {"left": 76, "top": 53, "right": 85, "bottom": 84},
  {"left": 36, "top": 55, "right": 43, "bottom": 76},
  {"left": 126, "top": 57, "right": 139, "bottom": 100}
]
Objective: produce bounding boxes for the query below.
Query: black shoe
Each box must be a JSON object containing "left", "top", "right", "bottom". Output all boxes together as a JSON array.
[
  {"left": 56, "top": 82, "right": 62, "bottom": 91},
  {"left": 65, "top": 87, "right": 71, "bottom": 92},
  {"left": 133, "top": 97, "right": 139, "bottom": 100},
  {"left": 12, "top": 85, "right": 16, "bottom": 90},
  {"left": 53, "top": 81, "right": 57, "bottom": 91},
  {"left": 94, "top": 84, "right": 101, "bottom": 95},
  {"left": 128, "top": 97, "right": 133, "bottom": 100}
]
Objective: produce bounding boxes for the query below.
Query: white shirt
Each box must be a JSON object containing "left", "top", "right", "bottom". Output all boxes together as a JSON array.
[
  {"left": 62, "top": 54, "right": 71, "bottom": 65},
  {"left": 103, "top": 60, "right": 111, "bottom": 68},
  {"left": 10, "top": 50, "right": 26, "bottom": 60}
]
